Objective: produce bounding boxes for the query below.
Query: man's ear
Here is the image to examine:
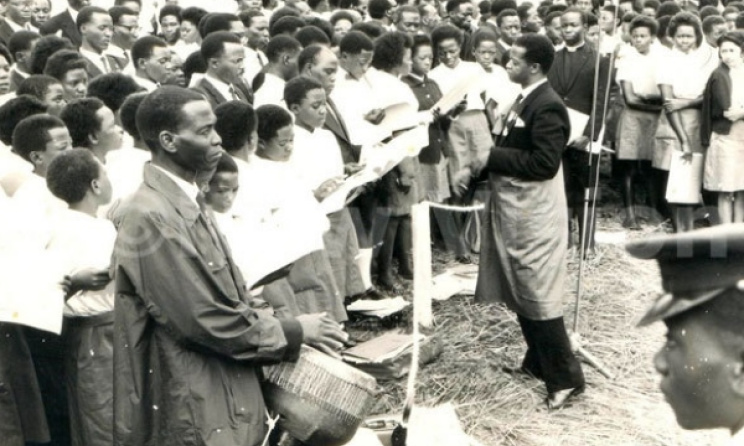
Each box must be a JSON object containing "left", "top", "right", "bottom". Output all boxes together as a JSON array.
[
  {"left": 88, "top": 130, "right": 99, "bottom": 147},
  {"left": 159, "top": 130, "right": 177, "bottom": 154},
  {"left": 29, "top": 151, "right": 44, "bottom": 166},
  {"left": 289, "top": 102, "right": 300, "bottom": 114},
  {"left": 90, "top": 178, "right": 103, "bottom": 196}
]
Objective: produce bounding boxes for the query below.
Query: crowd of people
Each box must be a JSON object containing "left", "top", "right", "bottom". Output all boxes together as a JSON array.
[{"left": 0, "top": 0, "right": 743, "bottom": 443}]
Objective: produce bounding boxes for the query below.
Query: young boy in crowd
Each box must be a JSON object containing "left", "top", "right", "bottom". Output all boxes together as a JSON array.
[
  {"left": 10, "top": 114, "right": 72, "bottom": 446},
  {"left": 45, "top": 148, "right": 116, "bottom": 446},
  {"left": 0, "top": 95, "right": 47, "bottom": 197},
  {"left": 12, "top": 114, "right": 71, "bottom": 242},
  {"left": 252, "top": 103, "right": 347, "bottom": 322},
  {"left": 201, "top": 151, "right": 299, "bottom": 320},
  {"left": 472, "top": 31, "right": 520, "bottom": 135},
  {"left": 60, "top": 98, "right": 123, "bottom": 163},
  {"left": 104, "top": 92, "right": 151, "bottom": 219},
  {"left": 285, "top": 76, "right": 366, "bottom": 317},
  {"left": 16, "top": 74, "right": 68, "bottom": 116}
]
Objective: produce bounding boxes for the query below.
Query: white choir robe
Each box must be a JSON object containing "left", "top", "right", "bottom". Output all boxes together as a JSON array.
[
  {"left": 12, "top": 174, "right": 68, "bottom": 251},
  {"left": 222, "top": 155, "right": 328, "bottom": 289},
  {"left": 46, "top": 208, "right": 116, "bottom": 317},
  {"left": 289, "top": 125, "right": 345, "bottom": 197},
  {"left": 101, "top": 145, "right": 151, "bottom": 218}
]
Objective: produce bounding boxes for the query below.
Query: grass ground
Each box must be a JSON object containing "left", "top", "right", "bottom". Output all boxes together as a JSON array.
[{"left": 348, "top": 181, "right": 733, "bottom": 445}]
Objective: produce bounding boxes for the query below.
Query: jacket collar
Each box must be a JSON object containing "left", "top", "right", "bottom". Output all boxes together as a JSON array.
[
  {"left": 142, "top": 162, "right": 200, "bottom": 223},
  {"left": 517, "top": 81, "right": 550, "bottom": 115}
]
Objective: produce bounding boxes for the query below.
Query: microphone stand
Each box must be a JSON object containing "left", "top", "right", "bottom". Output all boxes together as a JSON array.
[{"left": 570, "top": 7, "right": 619, "bottom": 380}]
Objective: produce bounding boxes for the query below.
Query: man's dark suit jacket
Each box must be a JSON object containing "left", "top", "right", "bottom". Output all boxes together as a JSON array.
[
  {"left": 0, "top": 20, "right": 15, "bottom": 47},
  {"left": 547, "top": 43, "right": 609, "bottom": 140},
  {"left": 81, "top": 53, "right": 126, "bottom": 79},
  {"left": 324, "top": 97, "right": 360, "bottom": 164},
  {"left": 486, "top": 81, "right": 569, "bottom": 180},
  {"left": 9, "top": 69, "right": 26, "bottom": 92},
  {"left": 39, "top": 10, "right": 82, "bottom": 48},
  {"left": 192, "top": 77, "right": 253, "bottom": 110}
]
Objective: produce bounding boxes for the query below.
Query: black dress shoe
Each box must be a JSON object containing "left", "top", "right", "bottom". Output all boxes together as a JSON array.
[{"left": 546, "top": 385, "right": 585, "bottom": 410}]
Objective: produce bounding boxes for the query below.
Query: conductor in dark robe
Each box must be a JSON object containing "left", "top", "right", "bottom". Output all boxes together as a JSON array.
[{"left": 466, "top": 33, "right": 585, "bottom": 410}]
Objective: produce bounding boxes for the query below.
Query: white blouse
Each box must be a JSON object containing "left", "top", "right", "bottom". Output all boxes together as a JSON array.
[{"left": 656, "top": 44, "right": 719, "bottom": 99}]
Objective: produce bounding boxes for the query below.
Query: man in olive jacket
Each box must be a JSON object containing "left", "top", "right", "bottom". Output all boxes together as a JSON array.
[{"left": 112, "top": 87, "right": 345, "bottom": 446}]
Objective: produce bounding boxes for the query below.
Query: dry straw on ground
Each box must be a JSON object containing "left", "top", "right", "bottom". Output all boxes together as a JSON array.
[{"left": 356, "top": 220, "right": 731, "bottom": 445}]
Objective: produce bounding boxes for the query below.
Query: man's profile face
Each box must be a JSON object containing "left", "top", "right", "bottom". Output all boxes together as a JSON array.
[
  {"left": 171, "top": 100, "right": 223, "bottom": 172},
  {"left": 705, "top": 23, "right": 727, "bottom": 48},
  {"left": 246, "top": 16, "right": 270, "bottom": 51},
  {"left": 214, "top": 42, "right": 245, "bottom": 84},
  {"left": 655, "top": 313, "right": 740, "bottom": 431},
  {"left": 114, "top": 13, "right": 139, "bottom": 47},
  {"left": 82, "top": 12, "right": 114, "bottom": 52},
  {"left": 340, "top": 49, "right": 372, "bottom": 78},
  {"left": 396, "top": 11, "right": 421, "bottom": 35},
  {"left": 62, "top": 68, "right": 88, "bottom": 101},
  {"left": 505, "top": 44, "right": 530, "bottom": 84},
  {"left": 450, "top": 3, "right": 473, "bottom": 30},
  {"left": 306, "top": 48, "right": 338, "bottom": 94},
  {"left": 546, "top": 16, "right": 563, "bottom": 44},
  {"left": 142, "top": 45, "right": 173, "bottom": 84}
]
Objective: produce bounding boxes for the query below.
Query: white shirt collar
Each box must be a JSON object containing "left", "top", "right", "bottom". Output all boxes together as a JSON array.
[
  {"left": 134, "top": 74, "right": 159, "bottom": 92},
  {"left": 106, "top": 43, "right": 127, "bottom": 58},
  {"left": 80, "top": 47, "right": 108, "bottom": 73},
  {"left": 564, "top": 42, "right": 585, "bottom": 52},
  {"left": 67, "top": 6, "right": 78, "bottom": 22},
  {"left": 151, "top": 164, "right": 200, "bottom": 206},
  {"left": 4, "top": 18, "right": 35, "bottom": 32},
  {"left": 520, "top": 78, "right": 547, "bottom": 99},
  {"left": 205, "top": 73, "right": 234, "bottom": 102},
  {"left": 10, "top": 64, "right": 29, "bottom": 79},
  {"left": 498, "top": 39, "right": 512, "bottom": 50}
]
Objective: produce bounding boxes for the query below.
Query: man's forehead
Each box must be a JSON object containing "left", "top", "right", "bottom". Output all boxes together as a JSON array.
[
  {"left": 90, "top": 12, "right": 113, "bottom": 24},
  {"left": 251, "top": 16, "right": 268, "bottom": 27},
  {"left": 561, "top": 12, "right": 583, "bottom": 23},
  {"left": 316, "top": 48, "right": 338, "bottom": 65},
  {"left": 180, "top": 100, "right": 215, "bottom": 126},
  {"left": 224, "top": 42, "right": 245, "bottom": 54}
]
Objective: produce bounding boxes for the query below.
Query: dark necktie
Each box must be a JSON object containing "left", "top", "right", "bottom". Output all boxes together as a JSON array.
[{"left": 498, "top": 93, "right": 523, "bottom": 143}]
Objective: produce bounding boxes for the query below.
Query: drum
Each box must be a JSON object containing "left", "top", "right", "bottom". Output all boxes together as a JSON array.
[{"left": 263, "top": 346, "right": 379, "bottom": 446}]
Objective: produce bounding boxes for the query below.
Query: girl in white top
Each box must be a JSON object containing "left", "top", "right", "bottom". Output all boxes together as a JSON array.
[
  {"left": 654, "top": 12, "right": 719, "bottom": 232},
  {"left": 614, "top": 16, "right": 667, "bottom": 229}
]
